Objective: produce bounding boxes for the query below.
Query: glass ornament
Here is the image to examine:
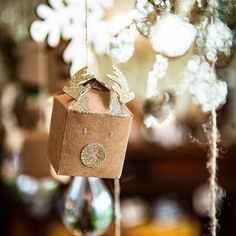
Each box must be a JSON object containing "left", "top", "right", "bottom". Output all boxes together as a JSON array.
[
  {"left": 133, "top": 0, "right": 171, "bottom": 37},
  {"left": 143, "top": 92, "right": 172, "bottom": 124},
  {"left": 16, "top": 175, "right": 58, "bottom": 218},
  {"left": 1, "top": 153, "right": 58, "bottom": 219},
  {"left": 63, "top": 177, "right": 113, "bottom": 236}
]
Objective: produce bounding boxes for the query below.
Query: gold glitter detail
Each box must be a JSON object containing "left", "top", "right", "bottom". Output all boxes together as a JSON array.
[
  {"left": 73, "top": 95, "right": 91, "bottom": 113},
  {"left": 63, "top": 84, "right": 91, "bottom": 101},
  {"left": 105, "top": 66, "right": 135, "bottom": 104},
  {"left": 64, "top": 66, "right": 134, "bottom": 113},
  {"left": 63, "top": 67, "right": 94, "bottom": 100},
  {"left": 71, "top": 66, "right": 94, "bottom": 86},
  {"left": 109, "top": 96, "right": 123, "bottom": 116},
  {"left": 81, "top": 143, "right": 106, "bottom": 168}
]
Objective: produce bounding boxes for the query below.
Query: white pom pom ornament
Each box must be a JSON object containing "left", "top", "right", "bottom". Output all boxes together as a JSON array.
[{"left": 150, "top": 14, "right": 196, "bottom": 57}]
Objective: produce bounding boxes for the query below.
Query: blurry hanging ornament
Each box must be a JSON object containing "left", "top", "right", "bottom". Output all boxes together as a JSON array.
[
  {"left": 108, "top": 1, "right": 231, "bottom": 235},
  {"left": 133, "top": 0, "right": 156, "bottom": 37},
  {"left": 13, "top": 86, "right": 44, "bottom": 130},
  {"left": 108, "top": 0, "right": 231, "bottom": 126},
  {"left": 30, "top": 0, "right": 115, "bottom": 75},
  {"left": 193, "top": 183, "right": 225, "bottom": 217},
  {"left": 16, "top": 174, "right": 58, "bottom": 219},
  {"left": 215, "top": 0, "right": 236, "bottom": 28},
  {"left": 20, "top": 128, "right": 51, "bottom": 179},
  {"left": 17, "top": 40, "right": 48, "bottom": 88},
  {"left": 172, "top": 0, "right": 209, "bottom": 24},
  {"left": 142, "top": 91, "right": 187, "bottom": 149},
  {"left": 173, "top": 0, "right": 196, "bottom": 18},
  {"left": 109, "top": 1, "right": 197, "bottom": 129},
  {"left": 63, "top": 177, "right": 113, "bottom": 236},
  {"left": 1, "top": 152, "right": 59, "bottom": 219},
  {"left": 189, "top": 1, "right": 209, "bottom": 25},
  {"left": 121, "top": 198, "right": 150, "bottom": 228},
  {"left": 143, "top": 54, "right": 172, "bottom": 127},
  {"left": 150, "top": 14, "right": 196, "bottom": 58},
  {"left": 132, "top": 0, "right": 171, "bottom": 37},
  {"left": 143, "top": 92, "right": 173, "bottom": 127},
  {"left": 1, "top": 89, "right": 60, "bottom": 219},
  {"left": 179, "top": 55, "right": 227, "bottom": 112},
  {"left": 110, "top": 25, "right": 136, "bottom": 63},
  {"left": 48, "top": 66, "right": 134, "bottom": 178},
  {"left": 17, "top": 39, "right": 70, "bottom": 94},
  {"left": 143, "top": 114, "right": 188, "bottom": 148},
  {"left": 195, "top": 18, "right": 234, "bottom": 68},
  {"left": 145, "top": 54, "right": 168, "bottom": 99},
  {"left": 148, "top": 0, "right": 171, "bottom": 12}
]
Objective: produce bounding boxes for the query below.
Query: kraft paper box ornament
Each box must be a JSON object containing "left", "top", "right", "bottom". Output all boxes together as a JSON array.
[
  {"left": 20, "top": 129, "right": 51, "bottom": 179},
  {"left": 48, "top": 66, "right": 134, "bottom": 178},
  {"left": 18, "top": 40, "right": 48, "bottom": 87}
]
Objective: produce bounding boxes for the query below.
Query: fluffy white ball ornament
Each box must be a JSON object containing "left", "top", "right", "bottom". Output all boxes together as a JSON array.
[{"left": 150, "top": 14, "right": 196, "bottom": 57}]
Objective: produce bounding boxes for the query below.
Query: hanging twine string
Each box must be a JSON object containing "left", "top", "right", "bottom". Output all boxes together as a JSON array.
[
  {"left": 111, "top": 20, "right": 122, "bottom": 236},
  {"left": 114, "top": 178, "right": 121, "bottom": 236},
  {"left": 85, "top": 0, "right": 88, "bottom": 66},
  {"left": 207, "top": 1, "right": 219, "bottom": 236},
  {"left": 208, "top": 109, "right": 218, "bottom": 236},
  {"left": 111, "top": 27, "right": 122, "bottom": 234}
]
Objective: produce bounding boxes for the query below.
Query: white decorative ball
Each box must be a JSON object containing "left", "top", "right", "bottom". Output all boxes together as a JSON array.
[{"left": 150, "top": 14, "right": 196, "bottom": 57}]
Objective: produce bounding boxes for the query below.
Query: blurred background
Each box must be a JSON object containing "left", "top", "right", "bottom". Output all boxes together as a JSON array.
[{"left": 0, "top": 0, "right": 236, "bottom": 235}]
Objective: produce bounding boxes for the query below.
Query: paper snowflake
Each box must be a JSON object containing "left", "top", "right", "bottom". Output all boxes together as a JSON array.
[{"left": 30, "top": 0, "right": 114, "bottom": 75}]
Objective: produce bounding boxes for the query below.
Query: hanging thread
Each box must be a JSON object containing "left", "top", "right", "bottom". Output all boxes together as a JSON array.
[
  {"left": 207, "top": 1, "right": 218, "bottom": 236},
  {"left": 114, "top": 178, "right": 121, "bottom": 236},
  {"left": 208, "top": 109, "right": 218, "bottom": 236},
  {"left": 84, "top": 0, "right": 88, "bottom": 66}
]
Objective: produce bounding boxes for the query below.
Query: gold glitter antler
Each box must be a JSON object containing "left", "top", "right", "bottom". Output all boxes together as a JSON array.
[
  {"left": 106, "top": 66, "right": 135, "bottom": 104},
  {"left": 70, "top": 66, "right": 94, "bottom": 86},
  {"left": 63, "top": 66, "right": 94, "bottom": 100}
]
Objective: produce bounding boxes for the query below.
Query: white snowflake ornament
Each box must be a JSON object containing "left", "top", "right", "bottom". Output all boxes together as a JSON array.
[{"left": 30, "top": 0, "right": 114, "bottom": 75}]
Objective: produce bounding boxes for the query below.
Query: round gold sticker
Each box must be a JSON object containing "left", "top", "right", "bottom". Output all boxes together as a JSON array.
[{"left": 81, "top": 143, "right": 106, "bottom": 168}]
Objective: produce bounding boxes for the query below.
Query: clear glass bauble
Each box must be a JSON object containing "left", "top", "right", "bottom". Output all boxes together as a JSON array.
[{"left": 63, "top": 177, "right": 113, "bottom": 236}]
